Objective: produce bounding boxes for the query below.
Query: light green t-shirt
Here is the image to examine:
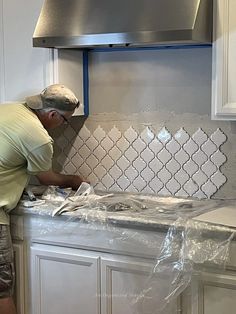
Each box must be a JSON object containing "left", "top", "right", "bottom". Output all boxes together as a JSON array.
[{"left": 0, "top": 103, "right": 53, "bottom": 224}]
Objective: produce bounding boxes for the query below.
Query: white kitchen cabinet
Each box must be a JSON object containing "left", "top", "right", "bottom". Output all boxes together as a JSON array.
[
  {"left": 101, "top": 256, "right": 179, "bottom": 314},
  {"left": 13, "top": 242, "right": 25, "bottom": 314},
  {"left": 30, "top": 243, "right": 100, "bottom": 314},
  {"left": 200, "top": 272, "right": 236, "bottom": 314},
  {"left": 0, "top": 0, "right": 54, "bottom": 103},
  {"left": 19, "top": 214, "right": 179, "bottom": 314},
  {"left": 10, "top": 212, "right": 236, "bottom": 314},
  {"left": 182, "top": 270, "right": 236, "bottom": 314},
  {"left": 30, "top": 243, "right": 179, "bottom": 314},
  {"left": 211, "top": 0, "right": 236, "bottom": 120}
]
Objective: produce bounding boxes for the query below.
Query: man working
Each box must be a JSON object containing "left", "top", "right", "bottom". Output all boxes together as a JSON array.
[{"left": 0, "top": 84, "right": 85, "bottom": 314}]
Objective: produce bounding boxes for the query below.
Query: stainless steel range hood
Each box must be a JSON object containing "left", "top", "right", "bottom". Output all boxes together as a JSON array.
[{"left": 33, "top": 0, "right": 213, "bottom": 49}]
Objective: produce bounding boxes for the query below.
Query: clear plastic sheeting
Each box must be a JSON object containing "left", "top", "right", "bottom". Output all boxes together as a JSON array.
[
  {"left": 131, "top": 217, "right": 233, "bottom": 314},
  {"left": 18, "top": 183, "right": 235, "bottom": 314}
]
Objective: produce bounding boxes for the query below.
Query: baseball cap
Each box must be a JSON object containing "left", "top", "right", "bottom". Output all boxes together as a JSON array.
[{"left": 26, "top": 84, "right": 79, "bottom": 112}]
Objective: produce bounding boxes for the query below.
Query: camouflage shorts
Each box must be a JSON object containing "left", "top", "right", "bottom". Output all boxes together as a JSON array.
[{"left": 0, "top": 225, "right": 15, "bottom": 298}]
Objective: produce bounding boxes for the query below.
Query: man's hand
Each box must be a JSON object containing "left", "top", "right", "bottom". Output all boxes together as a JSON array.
[
  {"left": 62, "top": 174, "right": 84, "bottom": 190},
  {"left": 36, "top": 169, "right": 88, "bottom": 190}
]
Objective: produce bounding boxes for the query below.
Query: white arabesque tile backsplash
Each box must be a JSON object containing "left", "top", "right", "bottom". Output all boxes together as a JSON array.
[{"left": 55, "top": 125, "right": 227, "bottom": 199}]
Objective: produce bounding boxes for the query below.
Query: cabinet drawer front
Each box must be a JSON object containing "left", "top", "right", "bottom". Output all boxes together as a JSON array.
[{"left": 27, "top": 215, "right": 166, "bottom": 259}]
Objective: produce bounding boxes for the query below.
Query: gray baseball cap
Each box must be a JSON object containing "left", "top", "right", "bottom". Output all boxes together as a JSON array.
[{"left": 26, "top": 84, "right": 79, "bottom": 112}]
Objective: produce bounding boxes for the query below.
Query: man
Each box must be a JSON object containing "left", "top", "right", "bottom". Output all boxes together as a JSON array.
[{"left": 0, "top": 84, "right": 85, "bottom": 314}]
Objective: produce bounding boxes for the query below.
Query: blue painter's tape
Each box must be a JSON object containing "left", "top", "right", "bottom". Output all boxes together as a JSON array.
[
  {"left": 90, "top": 44, "right": 212, "bottom": 53},
  {"left": 83, "top": 50, "right": 89, "bottom": 116}
]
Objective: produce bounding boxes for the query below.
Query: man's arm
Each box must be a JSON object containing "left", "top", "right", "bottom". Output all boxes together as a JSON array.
[{"left": 36, "top": 169, "right": 84, "bottom": 190}]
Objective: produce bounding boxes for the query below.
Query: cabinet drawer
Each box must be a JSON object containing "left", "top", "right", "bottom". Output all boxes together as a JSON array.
[{"left": 26, "top": 215, "right": 166, "bottom": 259}]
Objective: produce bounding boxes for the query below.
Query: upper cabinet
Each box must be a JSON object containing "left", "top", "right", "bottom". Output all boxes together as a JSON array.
[
  {"left": 212, "top": 0, "right": 236, "bottom": 120},
  {"left": 0, "top": 0, "right": 54, "bottom": 103}
]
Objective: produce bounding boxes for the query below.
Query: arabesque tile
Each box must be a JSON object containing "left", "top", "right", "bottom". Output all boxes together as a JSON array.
[{"left": 56, "top": 125, "right": 228, "bottom": 199}]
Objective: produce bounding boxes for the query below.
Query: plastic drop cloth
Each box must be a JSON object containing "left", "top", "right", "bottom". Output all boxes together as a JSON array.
[{"left": 19, "top": 183, "right": 235, "bottom": 314}]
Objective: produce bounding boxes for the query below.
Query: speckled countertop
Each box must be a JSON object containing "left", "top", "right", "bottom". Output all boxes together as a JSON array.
[{"left": 12, "top": 190, "right": 236, "bottom": 236}]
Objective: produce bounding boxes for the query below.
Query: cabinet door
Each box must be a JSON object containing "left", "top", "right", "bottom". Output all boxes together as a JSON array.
[
  {"left": 184, "top": 271, "right": 236, "bottom": 314},
  {"left": 13, "top": 241, "right": 25, "bottom": 314},
  {"left": 101, "top": 256, "right": 180, "bottom": 314},
  {"left": 30, "top": 243, "right": 100, "bottom": 314},
  {"left": 0, "top": 0, "right": 54, "bottom": 102},
  {"left": 212, "top": 0, "right": 236, "bottom": 119}
]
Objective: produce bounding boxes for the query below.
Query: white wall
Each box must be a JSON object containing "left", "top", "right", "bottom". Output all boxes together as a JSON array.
[
  {"left": 89, "top": 47, "right": 212, "bottom": 116},
  {"left": 0, "top": 0, "right": 53, "bottom": 103}
]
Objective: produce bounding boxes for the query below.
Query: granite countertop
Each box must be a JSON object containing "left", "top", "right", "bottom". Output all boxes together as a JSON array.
[
  {"left": 12, "top": 189, "right": 236, "bottom": 236},
  {"left": 12, "top": 189, "right": 236, "bottom": 270}
]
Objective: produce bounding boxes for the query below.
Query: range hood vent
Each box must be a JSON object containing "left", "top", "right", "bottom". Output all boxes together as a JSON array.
[{"left": 33, "top": 0, "right": 213, "bottom": 49}]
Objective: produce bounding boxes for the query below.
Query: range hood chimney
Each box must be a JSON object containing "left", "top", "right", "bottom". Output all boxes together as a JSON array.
[{"left": 33, "top": 0, "right": 213, "bottom": 49}]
